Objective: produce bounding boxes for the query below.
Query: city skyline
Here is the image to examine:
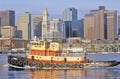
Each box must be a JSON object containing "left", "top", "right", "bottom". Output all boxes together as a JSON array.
[
  {"left": 0, "top": 1, "right": 120, "bottom": 40},
  {"left": 0, "top": 0, "right": 120, "bottom": 19}
]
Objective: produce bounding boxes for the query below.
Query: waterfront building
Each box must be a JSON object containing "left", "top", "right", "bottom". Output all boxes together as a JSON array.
[
  {"left": 0, "top": 26, "right": 15, "bottom": 38},
  {"left": 0, "top": 38, "right": 29, "bottom": 50},
  {"left": 84, "top": 6, "right": 117, "bottom": 40},
  {"left": 0, "top": 10, "right": 15, "bottom": 26},
  {"left": 67, "top": 37, "right": 81, "bottom": 44},
  {"left": 42, "top": 8, "right": 49, "bottom": 39},
  {"left": 33, "top": 15, "right": 43, "bottom": 38},
  {"left": 17, "top": 12, "right": 31, "bottom": 40},
  {"left": 63, "top": 8, "right": 78, "bottom": 37}
]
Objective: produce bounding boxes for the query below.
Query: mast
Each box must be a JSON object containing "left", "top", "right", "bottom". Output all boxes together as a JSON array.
[{"left": 83, "top": 47, "right": 87, "bottom": 62}]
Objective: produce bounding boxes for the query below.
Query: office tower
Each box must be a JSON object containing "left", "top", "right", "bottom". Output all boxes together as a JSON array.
[
  {"left": 63, "top": 8, "right": 77, "bottom": 25},
  {"left": 50, "top": 19, "right": 66, "bottom": 40},
  {"left": 84, "top": 9, "right": 104, "bottom": 40},
  {"left": 84, "top": 6, "right": 117, "bottom": 40},
  {"left": 44, "top": 19, "right": 61, "bottom": 41},
  {"left": 78, "top": 19, "right": 84, "bottom": 38},
  {"left": 104, "top": 10, "right": 117, "bottom": 40},
  {"left": 84, "top": 14, "right": 95, "bottom": 40},
  {"left": 45, "top": 31, "right": 61, "bottom": 42},
  {"left": 0, "top": 10, "right": 15, "bottom": 26},
  {"left": 64, "top": 21, "right": 72, "bottom": 38},
  {"left": 42, "top": 8, "right": 49, "bottom": 39},
  {"left": 63, "top": 8, "right": 78, "bottom": 37},
  {"left": 118, "top": 15, "right": 120, "bottom": 35},
  {"left": 33, "top": 15, "right": 43, "bottom": 37},
  {"left": 50, "top": 19, "right": 63, "bottom": 32},
  {"left": 0, "top": 26, "right": 15, "bottom": 38},
  {"left": 50, "top": 19, "right": 59, "bottom": 32},
  {"left": 17, "top": 12, "right": 31, "bottom": 40}
]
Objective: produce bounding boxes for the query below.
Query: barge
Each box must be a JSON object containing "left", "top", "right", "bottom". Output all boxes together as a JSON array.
[{"left": 8, "top": 37, "right": 120, "bottom": 69}]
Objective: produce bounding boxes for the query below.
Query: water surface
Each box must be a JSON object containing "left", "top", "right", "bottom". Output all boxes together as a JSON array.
[{"left": 0, "top": 53, "right": 120, "bottom": 79}]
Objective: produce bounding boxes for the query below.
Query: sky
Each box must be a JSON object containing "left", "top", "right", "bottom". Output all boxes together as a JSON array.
[{"left": 0, "top": 0, "right": 120, "bottom": 20}]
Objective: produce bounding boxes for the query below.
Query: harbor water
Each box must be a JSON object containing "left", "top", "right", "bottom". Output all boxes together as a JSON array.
[{"left": 0, "top": 53, "right": 120, "bottom": 79}]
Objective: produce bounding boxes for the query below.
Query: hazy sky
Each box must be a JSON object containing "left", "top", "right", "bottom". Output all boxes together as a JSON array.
[{"left": 0, "top": 0, "right": 120, "bottom": 19}]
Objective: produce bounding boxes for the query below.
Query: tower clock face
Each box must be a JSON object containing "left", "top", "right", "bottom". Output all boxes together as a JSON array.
[{"left": 51, "top": 44, "right": 57, "bottom": 49}]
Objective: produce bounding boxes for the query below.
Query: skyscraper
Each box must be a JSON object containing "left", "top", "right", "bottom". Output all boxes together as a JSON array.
[
  {"left": 64, "top": 21, "right": 72, "bottom": 38},
  {"left": 63, "top": 8, "right": 78, "bottom": 37},
  {"left": 84, "top": 6, "right": 117, "bottom": 40},
  {"left": 63, "top": 8, "right": 77, "bottom": 23},
  {"left": 50, "top": 19, "right": 66, "bottom": 40},
  {"left": 84, "top": 9, "right": 104, "bottom": 40},
  {"left": 50, "top": 19, "right": 59, "bottom": 32},
  {"left": 118, "top": 15, "right": 120, "bottom": 35},
  {"left": 33, "top": 15, "right": 43, "bottom": 37},
  {"left": 17, "top": 12, "right": 31, "bottom": 40},
  {"left": 84, "top": 14, "right": 95, "bottom": 40},
  {"left": 104, "top": 10, "right": 117, "bottom": 40},
  {"left": 42, "top": 8, "right": 49, "bottom": 39},
  {"left": 78, "top": 19, "right": 84, "bottom": 38},
  {"left": 0, "top": 10, "right": 15, "bottom": 26}
]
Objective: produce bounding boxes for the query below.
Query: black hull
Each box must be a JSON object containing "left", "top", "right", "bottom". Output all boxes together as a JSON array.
[
  {"left": 8, "top": 55, "right": 43, "bottom": 69},
  {"left": 8, "top": 55, "right": 120, "bottom": 69}
]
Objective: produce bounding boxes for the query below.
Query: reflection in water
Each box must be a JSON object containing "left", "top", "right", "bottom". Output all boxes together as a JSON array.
[
  {"left": 28, "top": 68, "right": 120, "bottom": 79},
  {"left": 8, "top": 69, "right": 30, "bottom": 79},
  {"left": 28, "top": 69, "right": 86, "bottom": 79},
  {"left": 104, "top": 68, "right": 120, "bottom": 79},
  {"left": 28, "top": 69, "right": 91, "bottom": 79}
]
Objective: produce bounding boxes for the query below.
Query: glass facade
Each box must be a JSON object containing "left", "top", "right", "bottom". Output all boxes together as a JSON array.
[{"left": 63, "top": 8, "right": 78, "bottom": 38}]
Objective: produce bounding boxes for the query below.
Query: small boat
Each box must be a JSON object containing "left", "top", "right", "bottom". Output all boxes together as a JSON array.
[{"left": 8, "top": 37, "right": 120, "bottom": 69}]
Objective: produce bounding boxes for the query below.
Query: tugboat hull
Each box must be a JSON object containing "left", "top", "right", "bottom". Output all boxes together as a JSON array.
[
  {"left": 8, "top": 55, "right": 120, "bottom": 69},
  {"left": 8, "top": 55, "right": 43, "bottom": 69}
]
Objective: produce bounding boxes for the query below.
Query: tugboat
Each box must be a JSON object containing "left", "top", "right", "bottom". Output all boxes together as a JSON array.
[{"left": 8, "top": 37, "right": 120, "bottom": 69}]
